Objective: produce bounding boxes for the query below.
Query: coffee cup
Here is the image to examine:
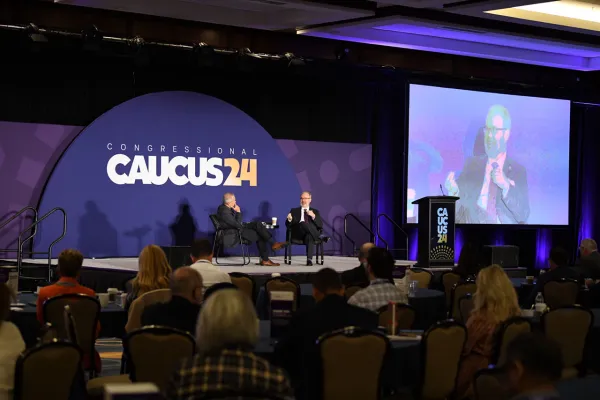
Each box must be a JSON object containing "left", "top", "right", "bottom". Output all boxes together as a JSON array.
[
  {"left": 526, "top": 276, "right": 534, "bottom": 284},
  {"left": 521, "top": 309, "right": 534, "bottom": 317},
  {"left": 271, "top": 217, "right": 277, "bottom": 226},
  {"left": 535, "top": 303, "right": 547, "bottom": 313},
  {"left": 119, "top": 293, "right": 128, "bottom": 308},
  {"left": 107, "top": 288, "right": 118, "bottom": 302},
  {"left": 97, "top": 293, "right": 109, "bottom": 308}
]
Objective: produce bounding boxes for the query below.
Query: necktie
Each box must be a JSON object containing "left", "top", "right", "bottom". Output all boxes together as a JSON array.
[
  {"left": 301, "top": 209, "right": 305, "bottom": 222},
  {"left": 487, "top": 162, "right": 499, "bottom": 222}
]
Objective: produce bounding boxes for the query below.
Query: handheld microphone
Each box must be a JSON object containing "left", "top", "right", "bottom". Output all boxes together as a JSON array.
[{"left": 440, "top": 184, "right": 446, "bottom": 196}]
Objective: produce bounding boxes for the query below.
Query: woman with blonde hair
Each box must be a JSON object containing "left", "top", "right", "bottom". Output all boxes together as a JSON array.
[
  {"left": 456, "top": 264, "right": 521, "bottom": 398},
  {"left": 124, "top": 244, "right": 172, "bottom": 311},
  {"left": 166, "top": 289, "right": 294, "bottom": 399}
]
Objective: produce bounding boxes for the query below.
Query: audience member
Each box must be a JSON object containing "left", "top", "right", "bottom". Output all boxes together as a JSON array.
[
  {"left": 340, "top": 242, "right": 375, "bottom": 288},
  {"left": 125, "top": 245, "right": 172, "bottom": 311},
  {"left": 203, "top": 282, "right": 238, "bottom": 301},
  {"left": 188, "top": 239, "right": 231, "bottom": 289},
  {"left": 141, "top": 267, "right": 203, "bottom": 334},
  {"left": 577, "top": 238, "right": 600, "bottom": 280},
  {"left": 348, "top": 247, "right": 407, "bottom": 311},
  {"left": 275, "top": 268, "right": 378, "bottom": 397},
  {"left": 525, "top": 247, "right": 581, "bottom": 308},
  {"left": 453, "top": 242, "right": 481, "bottom": 279},
  {"left": 166, "top": 290, "right": 294, "bottom": 399},
  {"left": 506, "top": 333, "right": 563, "bottom": 400},
  {"left": 456, "top": 264, "right": 521, "bottom": 398},
  {"left": 0, "top": 284, "right": 25, "bottom": 400}
]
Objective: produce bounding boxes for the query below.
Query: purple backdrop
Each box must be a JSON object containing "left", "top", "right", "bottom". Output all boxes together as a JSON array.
[
  {"left": 407, "top": 84, "right": 570, "bottom": 225},
  {"left": 0, "top": 92, "right": 371, "bottom": 258}
]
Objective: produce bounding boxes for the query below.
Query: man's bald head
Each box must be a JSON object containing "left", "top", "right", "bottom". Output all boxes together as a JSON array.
[
  {"left": 171, "top": 267, "right": 204, "bottom": 304},
  {"left": 581, "top": 238, "right": 598, "bottom": 256},
  {"left": 358, "top": 242, "right": 375, "bottom": 262},
  {"left": 223, "top": 192, "right": 235, "bottom": 205}
]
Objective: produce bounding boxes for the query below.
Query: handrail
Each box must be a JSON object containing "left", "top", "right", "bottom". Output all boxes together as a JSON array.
[
  {"left": 18, "top": 207, "right": 67, "bottom": 281},
  {"left": 343, "top": 213, "right": 384, "bottom": 256},
  {"left": 0, "top": 206, "right": 38, "bottom": 252},
  {"left": 376, "top": 213, "right": 409, "bottom": 257}
]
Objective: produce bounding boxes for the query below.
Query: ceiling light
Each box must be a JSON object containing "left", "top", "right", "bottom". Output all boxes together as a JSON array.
[{"left": 491, "top": 0, "right": 600, "bottom": 24}]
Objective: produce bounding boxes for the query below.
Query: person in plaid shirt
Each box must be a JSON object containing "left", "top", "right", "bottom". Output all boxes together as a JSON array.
[
  {"left": 347, "top": 247, "right": 408, "bottom": 311},
  {"left": 165, "top": 289, "right": 294, "bottom": 400}
]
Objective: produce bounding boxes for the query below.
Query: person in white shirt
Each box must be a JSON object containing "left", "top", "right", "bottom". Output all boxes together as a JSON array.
[
  {"left": 189, "top": 239, "right": 232, "bottom": 289},
  {"left": 0, "top": 283, "right": 25, "bottom": 400}
]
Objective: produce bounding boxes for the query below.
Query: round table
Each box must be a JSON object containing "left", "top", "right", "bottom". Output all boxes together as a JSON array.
[
  {"left": 10, "top": 293, "right": 128, "bottom": 347},
  {"left": 408, "top": 288, "right": 446, "bottom": 330}
]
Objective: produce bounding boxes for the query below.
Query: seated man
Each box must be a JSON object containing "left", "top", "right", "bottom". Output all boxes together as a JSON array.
[
  {"left": 217, "top": 192, "right": 286, "bottom": 266},
  {"left": 341, "top": 242, "right": 375, "bottom": 287},
  {"left": 348, "top": 247, "right": 407, "bottom": 311},
  {"left": 189, "top": 239, "right": 231, "bottom": 289},
  {"left": 286, "top": 191, "right": 323, "bottom": 266},
  {"left": 275, "top": 268, "right": 378, "bottom": 398},
  {"left": 141, "top": 267, "right": 203, "bottom": 334},
  {"left": 576, "top": 238, "right": 600, "bottom": 280}
]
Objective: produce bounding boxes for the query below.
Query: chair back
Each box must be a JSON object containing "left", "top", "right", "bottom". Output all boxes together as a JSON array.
[
  {"left": 450, "top": 282, "right": 477, "bottom": 320},
  {"left": 124, "top": 326, "right": 196, "bottom": 391},
  {"left": 473, "top": 368, "right": 510, "bottom": 400},
  {"left": 542, "top": 306, "right": 593, "bottom": 376},
  {"left": 14, "top": 340, "right": 82, "bottom": 400},
  {"left": 409, "top": 268, "right": 433, "bottom": 289},
  {"left": 63, "top": 305, "right": 78, "bottom": 344},
  {"left": 43, "top": 293, "right": 100, "bottom": 364},
  {"left": 377, "top": 304, "right": 416, "bottom": 333},
  {"left": 419, "top": 321, "right": 467, "bottom": 400},
  {"left": 345, "top": 286, "right": 362, "bottom": 300},
  {"left": 229, "top": 272, "right": 256, "bottom": 302},
  {"left": 317, "top": 327, "right": 390, "bottom": 400},
  {"left": 458, "top": 294, "right": 474, "bottom": 324},
  {"left": 442, "top": 272, "right": 461, "bottom": 308},
  {"left": 209, "top": 214, "right": 222, "bottom": 231},
  {"left": 543, "top": 279, "right": 579, "bottom": 309},
  {"left": 493, "top": 317, "right": 532, "bottom": 367},
  {"left": 125, "top": 289, "right": 172, "bottom": 333},
  {"left": 264, "top": 277, "right": 301, "bottom": 311}
]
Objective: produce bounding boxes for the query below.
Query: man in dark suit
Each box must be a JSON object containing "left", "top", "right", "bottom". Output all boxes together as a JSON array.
[
  {"left": 217, "top": 192, "right": 286, "bottom": 266},
  {"left": 285, "top": 191, "right": 323, "bottom": 266},
  {"left": 524, "top": 247, "right": 581, "bottom": 308},
  {"left": 141, "top": 267, "right": 203, "bottom": 334},
  {"left": 340, "top": 242, "right": 375, "bottom": 287},
  {"left": 576, "top": 238, "right": 600, "bottom": 280},
  {"left": 445, "top": 105, "right": 530, "bottom": 224},
  {"left": 274, "top": 268, "right": 378, "bottom": 398}
]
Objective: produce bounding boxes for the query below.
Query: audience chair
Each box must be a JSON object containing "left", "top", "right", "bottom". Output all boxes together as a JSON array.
[
  {"left": 124, "top": 326, "right": 196, "bottom": 392},
  {"left": 204, "top": 282, "right": 238, "bottom": 300},
  {"left": 317, "top": 327, "right": 391, "bottom": 400},
  {"left": 458, "top": 294, "right": 474, "bottom": 324},
  {"left": 417, "top": 320, "right": 467, "bottom": 400},
  {"left": 492, "top": 317, "right": 532, "bottom": 367},
  {"left": 442, "top": 272, "right": 462, "bottom": 308},
  {"left": 450, "top": 282, "right": 477, "bottom": 320},
  {"left": 377, "top": 303, "right": 416, "bottom": 333},
  {"left": 43, "top": 293, "right": 101, "bottom": 377},
  {"left": 264, "top": 276, "right": 301, "bottom": 312},
  {"left": 229, "top": 272, "right": 256, "bottom": 303},
  {"left": 543, "top": 279, "right": 580, "bottom": 310},
  {"left": 473, "top": 368, "right": 510, "bottom": 400},
  {"left": 125, "top": 288, "right": 171, "bottom": 333},
  {"left": 408, "top": 268, "right": 433, "bottom": 289},
  {"left": 283, "top": 226, "right": 327, "bottom": 265},
  {"left": 209, "top": 214, "right": 251, "bottom": 266},
  {"left": 13, "top": 340, "right": 83, "bottom": 400},
  {"left": 542, "top": 305, "right": 594, "bottom": 379},
  {"left": 345, "top": 285, "right": 363, "bottom": 300}
]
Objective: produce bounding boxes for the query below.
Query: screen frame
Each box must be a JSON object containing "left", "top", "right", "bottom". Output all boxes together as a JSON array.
[{"left": 404, "top": 80, "right": 573, "bottom": 228}]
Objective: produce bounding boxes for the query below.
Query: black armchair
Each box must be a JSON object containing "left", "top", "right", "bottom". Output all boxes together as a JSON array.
[
  {"left": 209, "top": 214, "right": 251, "bottom": 266},
  {"left": 283, "top": 226, "right": 326, "bottom": 265}
]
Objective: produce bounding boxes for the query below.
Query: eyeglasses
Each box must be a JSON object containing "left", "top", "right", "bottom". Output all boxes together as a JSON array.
[
  {"left": 484, "top": 126, "right": 509, "bottom": 135},
  {"left": 301, "top": 197, "right": 311, "bottom": 200}
]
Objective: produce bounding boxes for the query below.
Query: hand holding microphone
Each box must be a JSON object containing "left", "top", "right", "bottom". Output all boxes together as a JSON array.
[
  {"left": 287, "top": 213, "right": 293, "bottom": 222},
  {"left": 306, "top": 209, "right": 316, "bottom": 219}
]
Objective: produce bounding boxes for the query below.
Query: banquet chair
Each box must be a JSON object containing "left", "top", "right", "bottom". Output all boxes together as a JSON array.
[
  {"left": 408, "top": 268, "right": 433, "bottom": 289},
  {"left": 417, "top": 320, "right": 467, "bottom": 400},
  {"left": 283, "top": 226, "right": 327, "bottom": 265},
  {"left": 377, "top": 303, "right": 416, "bottom": 333},
  {"left": 317, "top": 327, "right": 390, "bottom": 400},
  {"left": 473, "top": 368, "right": 510, "bottom": 400},
  {"left": 345, "top": 285, "right": 363, "bottom": 300},
  {"left": 543, "top": 279, "right": 580, "bottom": 310},
  {"left": 542, "top": 306, "right": 593, "bottom": 379},
  {"left": 442, "top": 272, "right": 462, "bottom": 308},
  {"left": 450, "top": 282, "right": 477, "bottom": 320},
  {"left": 43, "top": 293, "right": 101, "bottom": 377},
  {"left": 458, "top": 294, "right": 474, "bottom": 324},
  {"left": 264, "top": 277, "right": 301, "bottom": 312},
  {"left": 125, "top": 288, "right": 171, "bottom": 333},
  {"left": 209, "top": 214, "right": 251, "bottom": 266},
  {"left": 492, "top": 317, "right": 532, "bottom": 367},
  {"left": 229, "top": 272, "right": 256, "bottom": 303},
  {"left": 13, "top": 340, "right": 82, "bottom": 400}
]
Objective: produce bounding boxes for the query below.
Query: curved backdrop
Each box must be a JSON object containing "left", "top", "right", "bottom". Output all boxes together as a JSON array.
[{"left": 35, "top": 91, "right": 303, "bottom": 257}]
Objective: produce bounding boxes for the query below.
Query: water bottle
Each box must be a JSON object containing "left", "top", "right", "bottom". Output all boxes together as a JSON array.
[{"left": 535, "top": 292, "right": 544, "bottom": 313}]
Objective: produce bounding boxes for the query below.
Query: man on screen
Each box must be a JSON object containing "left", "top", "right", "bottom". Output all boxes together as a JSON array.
[{"left": 445, "top": 105, "right": 530, "bottom": 224}]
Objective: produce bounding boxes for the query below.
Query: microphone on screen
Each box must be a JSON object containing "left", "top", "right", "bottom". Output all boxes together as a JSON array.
[{"left": 440, "top": 184, "right": 446, "bottom": 196}]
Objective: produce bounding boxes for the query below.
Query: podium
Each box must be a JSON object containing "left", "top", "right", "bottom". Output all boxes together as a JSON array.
[{"left": 412, "top": 196, "right": 459, "bottom": 268}]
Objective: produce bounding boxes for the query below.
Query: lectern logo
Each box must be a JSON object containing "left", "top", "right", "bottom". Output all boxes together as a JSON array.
[{"left": 436, "top": 207, "right": 448, "bottom": 243}]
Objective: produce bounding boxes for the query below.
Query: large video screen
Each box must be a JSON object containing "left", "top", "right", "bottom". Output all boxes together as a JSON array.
[{"left": 407, "top": 84, "right": 570, "bottom": 225}]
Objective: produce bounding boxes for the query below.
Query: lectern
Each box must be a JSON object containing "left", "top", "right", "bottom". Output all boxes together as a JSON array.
[{"left": 412, "top": 196, "right": 459, "bottom": 268}]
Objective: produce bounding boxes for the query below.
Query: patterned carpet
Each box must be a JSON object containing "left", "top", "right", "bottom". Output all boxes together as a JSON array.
[{"left": 97, "top": 338, "right": 123, "bottom": 376}]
